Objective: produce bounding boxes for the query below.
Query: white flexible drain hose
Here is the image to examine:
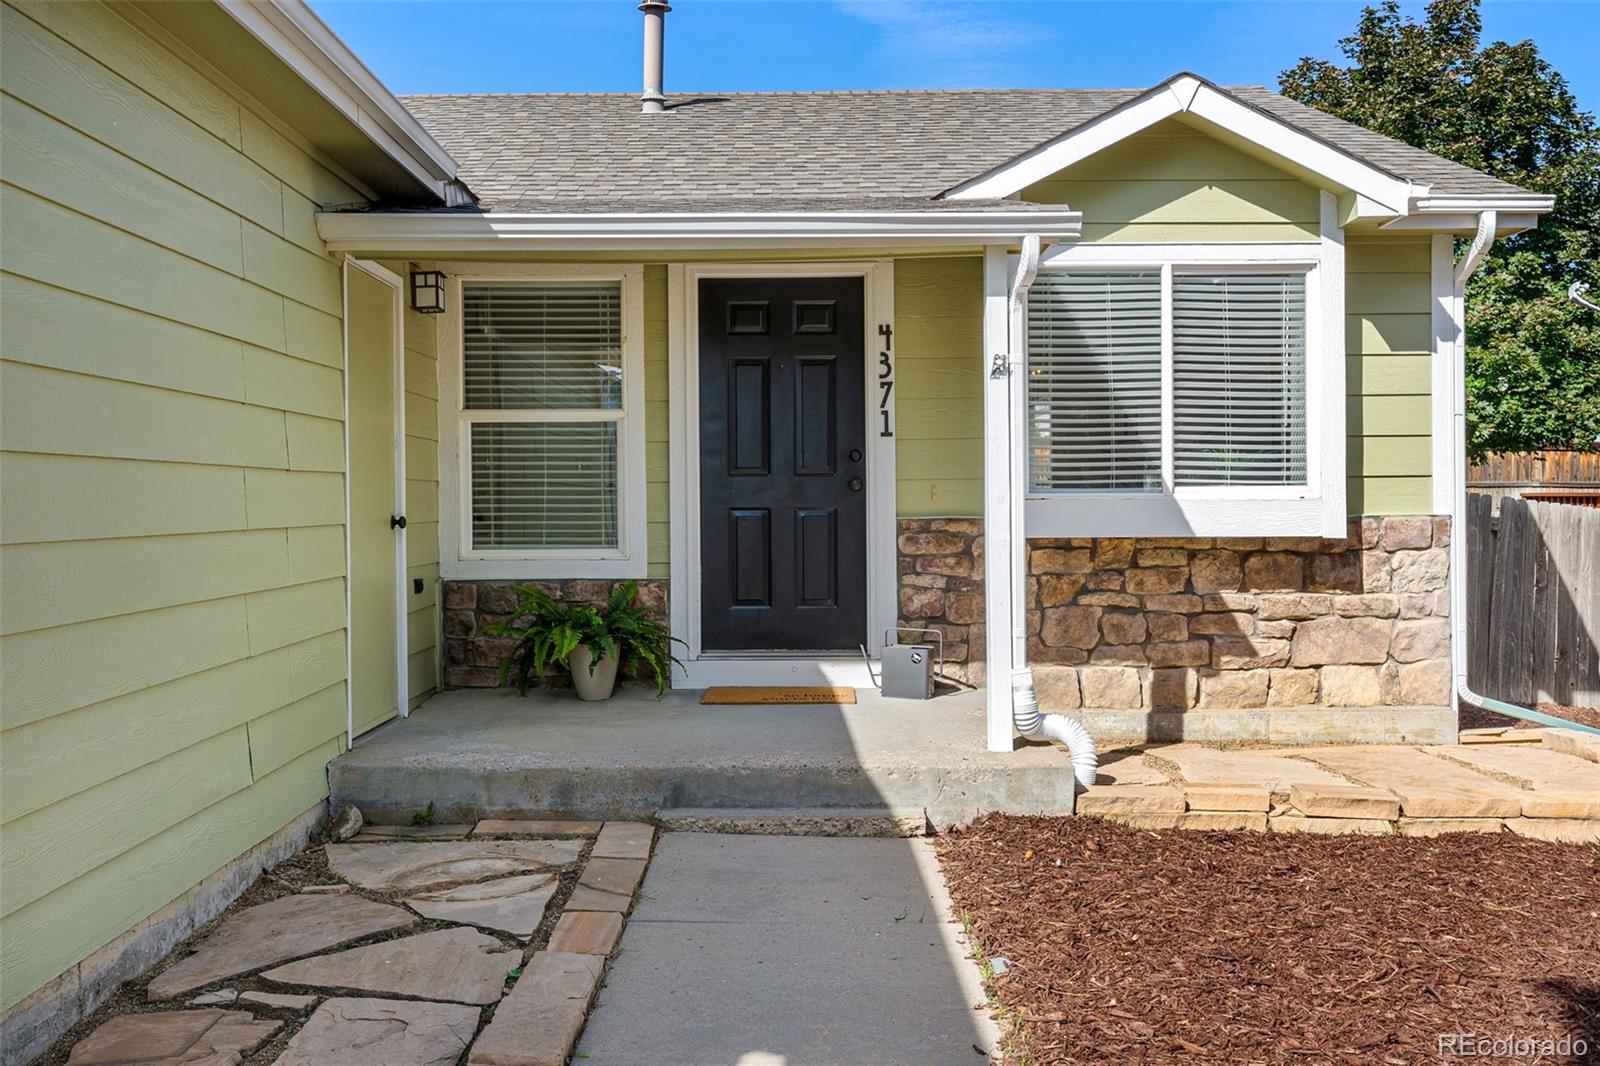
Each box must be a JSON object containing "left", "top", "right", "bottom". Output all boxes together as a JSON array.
[{"left": 1011, "top": 669, "right": 1098, "bottom": 791}]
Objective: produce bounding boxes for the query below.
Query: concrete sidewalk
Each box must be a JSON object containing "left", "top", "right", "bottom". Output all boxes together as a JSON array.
[{"left": 575, "top": 833, "right": 999, "bottom": 1066}]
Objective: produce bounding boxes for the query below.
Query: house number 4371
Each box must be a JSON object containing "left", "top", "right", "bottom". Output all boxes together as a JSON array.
[{"left": 877, "top": 323, "right": 894, "bottom": 438}]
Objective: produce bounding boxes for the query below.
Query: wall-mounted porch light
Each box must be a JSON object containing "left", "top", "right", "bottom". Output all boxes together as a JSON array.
[{"left": 410, "top": 268, "right": 446, "bottom": 314}]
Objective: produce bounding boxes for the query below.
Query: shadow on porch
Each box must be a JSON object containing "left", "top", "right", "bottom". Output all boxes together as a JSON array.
[{"left": 329, "top": 685, "right": 1077, "bottom": 829}]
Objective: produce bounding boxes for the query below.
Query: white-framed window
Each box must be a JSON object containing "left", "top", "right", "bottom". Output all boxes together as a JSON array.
[
  {"left": 1028, "top": 265, "right": 1310, "bottom": 495},
  {"left": 1022, "top": 230, "right": 1345, "bottom": 537},
  {"left": 438, "top": 264, "right": 646, "bottom": 578}
]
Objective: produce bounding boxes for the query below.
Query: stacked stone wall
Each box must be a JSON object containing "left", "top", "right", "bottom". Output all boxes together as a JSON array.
[
  {"left": 441, "top": 579, "right": 670, "bottom": 689},
  {"left": 897, "top": 516, "right": 1452, "bottom": 710}
]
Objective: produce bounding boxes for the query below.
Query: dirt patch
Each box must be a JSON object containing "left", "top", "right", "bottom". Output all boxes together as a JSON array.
[
  {"left": 938, "top": 814, "right": 1599, "bottom": 1065},
  {"left": 1460, "top": 700, "right": 1600, "bottom": 732}
]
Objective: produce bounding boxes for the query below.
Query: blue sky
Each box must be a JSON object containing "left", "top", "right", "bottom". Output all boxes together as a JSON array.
[{"left": 311, "top": 0, "right": 1598, "bottom": 111}]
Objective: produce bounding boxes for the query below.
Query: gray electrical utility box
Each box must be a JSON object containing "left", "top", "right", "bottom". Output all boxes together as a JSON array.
[{"left": 880, "top": 642, "right": 935, "bottom": 699}]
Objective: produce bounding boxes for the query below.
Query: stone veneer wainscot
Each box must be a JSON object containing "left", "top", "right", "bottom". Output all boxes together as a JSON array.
[
  {"left": 897, "top": 516, "right": 1452, "bottom": 710},
  {"left": 443, "top": 579, "right": 670, "bottom": 689}
]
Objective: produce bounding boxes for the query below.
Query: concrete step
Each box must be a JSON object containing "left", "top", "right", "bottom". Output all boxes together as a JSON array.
[{"left": 330, "top": 689, "right": 1078, "bottom": 828}]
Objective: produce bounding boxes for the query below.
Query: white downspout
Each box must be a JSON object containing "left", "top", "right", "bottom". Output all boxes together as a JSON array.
[
  {"left": 1005, "top": 236, "right": 1100, "bottom": 790},
  {"left": 1448, "top": 215, "right": 1600, "bottom": 735}
]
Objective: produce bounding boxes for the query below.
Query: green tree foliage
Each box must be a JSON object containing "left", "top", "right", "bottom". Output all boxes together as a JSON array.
[{"left": 1280, "top": 0, "right": 1600, "bottom": 457}]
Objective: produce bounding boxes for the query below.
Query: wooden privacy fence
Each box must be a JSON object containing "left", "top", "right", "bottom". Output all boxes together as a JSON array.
[
  {"left": 1467, "top": 493, "right": 1600, "bottom": 709},
  {"left": 1468, "top": 450, "right": 1600, "bottom": 510}
]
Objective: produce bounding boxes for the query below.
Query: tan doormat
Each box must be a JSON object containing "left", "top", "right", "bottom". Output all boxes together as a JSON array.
[{"left": 700, "top": 686, "right": 858, "bottom": 705}]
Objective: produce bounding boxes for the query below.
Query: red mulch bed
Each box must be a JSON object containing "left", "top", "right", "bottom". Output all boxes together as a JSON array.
[{"left": 938, "top": 815, "right": 1599, "bottom": 1065}]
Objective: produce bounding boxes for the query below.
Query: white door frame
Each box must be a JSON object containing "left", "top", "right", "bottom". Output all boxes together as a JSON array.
[
  {"left": 341, "top": 256, "right": 409, "bottom": 746},
  {"left": 667, "top": 260, "right": 897, "bottom": 687}
]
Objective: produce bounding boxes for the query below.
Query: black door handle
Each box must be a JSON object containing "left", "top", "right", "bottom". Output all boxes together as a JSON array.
[
  {"left": 847, "top": 477, "right": 864, "bottom": 492},
  {"left": 391, "top": 514, "right": 407, "bottom": 530}
]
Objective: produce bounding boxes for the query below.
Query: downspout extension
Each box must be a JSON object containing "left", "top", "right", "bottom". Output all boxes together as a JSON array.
[
  {"left": 1006, "top": 235, "right": 1100, "bottom": 789},
  {"left": 1444, "top": 213, "right": 1596, "bottom": 734}
]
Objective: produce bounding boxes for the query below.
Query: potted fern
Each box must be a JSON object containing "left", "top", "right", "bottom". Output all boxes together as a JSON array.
[{"left": 485, "top": 580, "right": 682, "bottom": 700}]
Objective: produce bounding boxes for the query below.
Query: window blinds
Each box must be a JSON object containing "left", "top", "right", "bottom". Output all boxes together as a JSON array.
[
  {"left": 462, "top": 280, "right": 625, "bottom": 551},
  {"left": 470, "top": 422, "right": 619, "bottom": 550},
  {"left": 463, "top": 283, "right": 623, "bottom": 410},
  {"left": 1172, "top": 274, "right": 1306, "bottom": 486},
  {"left": 1026, "top": 271, "right": 1163, "bottom": 491}
]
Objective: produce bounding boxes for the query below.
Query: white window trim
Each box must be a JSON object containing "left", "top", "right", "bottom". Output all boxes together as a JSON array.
[
  {"left": 437, "top": 262, "right": 648, "bottom": 579},
  {"left": 1025, "top": 193, "right": 1346, "bottom": 537}
]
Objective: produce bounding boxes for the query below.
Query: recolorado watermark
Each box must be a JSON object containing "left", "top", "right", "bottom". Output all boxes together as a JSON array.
[{"left": 1437, "top": 1032, "right": 1590, "bottom": 1058}]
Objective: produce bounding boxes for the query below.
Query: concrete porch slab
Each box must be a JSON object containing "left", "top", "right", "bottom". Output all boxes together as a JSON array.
[{"left": 330, "top": 687, "right": 1077, "bottom": 827}]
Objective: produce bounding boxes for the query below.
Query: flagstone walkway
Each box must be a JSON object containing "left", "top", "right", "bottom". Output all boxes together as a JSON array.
[
  {"left": 1082, "top": 726, "right": 1599, "bottom": 839},
  {"left": 52, "top": 818, "right": 653, "bottom": 1066}
]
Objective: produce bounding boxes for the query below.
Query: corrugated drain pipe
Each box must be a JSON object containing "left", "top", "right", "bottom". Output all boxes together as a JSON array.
[
  {"left": 1007, "top": 235, "right": 1101, "bottom": 789},
  {"left": 1449, "top": 214, "right": 1600, "bottom": 736}
]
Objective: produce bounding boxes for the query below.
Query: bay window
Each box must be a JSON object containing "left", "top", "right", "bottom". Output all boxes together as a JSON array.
[{"left": 1023, "top": 244, "right": 1341, "bottom": 537}]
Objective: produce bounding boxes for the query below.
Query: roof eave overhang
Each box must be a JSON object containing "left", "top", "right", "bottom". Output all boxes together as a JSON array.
[
  {"left": 943, "top": 73, "right": 1494, "bottom": 223},
  {"left": 218, "top": 0, "right": 469, "bottom": 205},
  {"left": 315, "top": 209, "right": 1085, "bottom": 252},
  {"left": 1380, "top": 194, "right": 1555, "bottom": 235}
]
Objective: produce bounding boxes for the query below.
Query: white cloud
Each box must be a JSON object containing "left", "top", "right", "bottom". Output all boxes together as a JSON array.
[{"left": 836, "top": 0, "right": 1041, "bottom": 84}]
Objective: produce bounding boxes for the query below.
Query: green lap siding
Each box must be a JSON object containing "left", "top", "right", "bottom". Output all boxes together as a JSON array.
[
  {"left": 894, "top": 256, "right": 986, "bottom": 517},
  {"left": 0, "top": 0, "right": 378, "bottom": 1011},
  {"left": 1344, "top": 238, "right": 1434, "bottom": 512},
  {"left": 1022, "top": 118, "right": 1321, "bottom": 244}
]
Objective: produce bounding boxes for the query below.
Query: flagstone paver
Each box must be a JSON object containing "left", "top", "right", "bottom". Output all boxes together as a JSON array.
[
  {"left": 1304, "top": 746, "right": 1528, "bottom": 817},
  {"left": 590, "top": 821, "right": 654, "bottom": 860},
  {"left": 65, "top": 1009, "right": 279, "bottom": 1065},
  {"left": 1144, "top": 746, "right": 1352, "bottom": 799},
  {"left": 271, "top": 997, "right": 480, "bottom": 1066},
  {"left": 147, "top": 894, "right": 413, "bottom": 999},
  {"left": 403, "top": 873, "right": 558, "bottom": 938},
  {"left": 472, "top": 818, "right": 602, "bottom": 837},
  {"left": 564, "top": 857, "right": 647, "bottom": 912},
  {"left": 1505, "top": 817, "right": 1600, "bottom": 844},
  {"left": 1427, "top": 745, "right": 1600, "bottom": 818},
  {"left": 1269, "top": 814, "right": 1392, "bottom": 836},
  {"left": 263, "top": 927, "right": 517, "bottom": 1005},
  {"left": 1542, "top": 728, "right": 1600, "bottom": 764},
  {"left": 546, "top": 911, "right": 624, "bottom": 957},
  {"left": 1398, "top": 817, "right": 1505, "bottom": 837},
  {"left": 1181, "top": 784, "right": 1272, "bottom": 812},
  {"left": 467, "top": 951, "right": 602, "bottom": 1066},
  {"left": 240, "top": 990, "right": 319, "bottom": 1011},
  {"left": 350, "top": 824, "right": 473, "bottom": 841},
  {"left": 1288, "top": 783, "right": 1401, "bottom": 820},
  {"left": 1076, "top": 784, "right": 1186, "bottom": 816},
  {"left": 325, "top": 839, "right": 583, "bottom": 893}
]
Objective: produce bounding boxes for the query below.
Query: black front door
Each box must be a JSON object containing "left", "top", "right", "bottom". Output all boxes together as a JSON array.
[{"left": 699, "top": 276, "right": 867, "bottom": 651}]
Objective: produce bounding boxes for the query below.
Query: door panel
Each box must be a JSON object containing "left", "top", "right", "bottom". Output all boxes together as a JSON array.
[
  {"left": 699, "top": 277, "right": 866, "bottom": 651},
  {"left": 347, "top": 266, "right": 401, "bottom": 736}
]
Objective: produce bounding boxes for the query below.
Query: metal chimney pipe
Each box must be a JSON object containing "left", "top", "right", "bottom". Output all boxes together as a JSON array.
[{"left": 640, "top": 0, "right": 670, "bottom": 114}]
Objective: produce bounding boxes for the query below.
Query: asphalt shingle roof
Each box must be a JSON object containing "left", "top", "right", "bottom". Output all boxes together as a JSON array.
[{"left": 399, "top": 85, "right": 1530, "bottom": 213}]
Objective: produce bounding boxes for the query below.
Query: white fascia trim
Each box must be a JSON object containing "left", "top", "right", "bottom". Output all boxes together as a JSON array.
[
  {"left": 945, "top": 75, "right": 1422, "bottom": 213},
  {"left": 315, "top": 209, "right": 1083, "bottom": 251},
  {"left": 1410, "top": 194, "right": 1555, "bottom": 214},
  {"left": 1380, "top": 211, "right": 1542, "bottom": 234},
  {"left": 218, "top": 0, "right": 462, "bottom": 201}
]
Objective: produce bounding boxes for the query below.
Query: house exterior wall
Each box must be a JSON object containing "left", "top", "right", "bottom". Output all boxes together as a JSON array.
[
  {"left": 1021, "top": 117, "right": 1321, "bottom": 243},
  {"left": 380, "top": 259, "right": 445, "bottom": 705},
  {"left": 0, "top": 0, "right": 381, "bottom": 1022}
]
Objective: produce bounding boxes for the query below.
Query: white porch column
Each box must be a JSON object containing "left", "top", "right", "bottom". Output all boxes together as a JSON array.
[{"left": 981, "top": 245, "right": 1018, "bottom": 751}]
